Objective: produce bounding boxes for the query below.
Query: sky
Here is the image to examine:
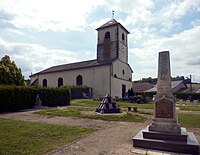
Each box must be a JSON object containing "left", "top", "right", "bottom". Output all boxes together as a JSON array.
[{"left": 0, "top": 0, "right": 200, "bottom": 82}]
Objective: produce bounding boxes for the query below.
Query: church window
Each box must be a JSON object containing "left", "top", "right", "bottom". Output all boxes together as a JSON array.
[
  {"left": 58, "top": 77, "right": 63, "bottom": 87},
  {"left": 114, "top": 74, "right": 117, "bottom": 78},
  {"left": 129, "top": 78, "right": 131, "bottom": 81},
  {"left": 76, "top": 75, "right": 83, "bottom": 86},
  {"left": 122, "top": 33, "right": 125, "bottom": 40},
  {"left": 122, "top": 70, "right": 125, "bottom": 75},
  {"left": 105, "top": 31, "right": 110, "bottom": 39},
  {"left": 42, "top": 79, "right": 47, "bottom": 87}
]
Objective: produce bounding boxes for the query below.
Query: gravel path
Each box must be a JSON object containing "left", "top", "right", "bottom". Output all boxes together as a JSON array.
[{"left": 0, "top": 109, "right": 199, "bottom": 155}]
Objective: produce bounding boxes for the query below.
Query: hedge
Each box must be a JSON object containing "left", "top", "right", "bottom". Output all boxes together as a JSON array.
[
  {"left": 0, "top": 85, "right": 70, "bottom": 112},
  {"left": 61, "top": 86, "right": 90, "bottom": 99},
  {"left": 175, "top": 92, "right": 200, "bottom": 100},
  {"left": 136, "top": 91, "right": 200, "bottom": 101}
]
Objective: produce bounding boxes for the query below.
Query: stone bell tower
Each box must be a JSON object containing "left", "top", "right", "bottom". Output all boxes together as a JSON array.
[{"left": 96, "top": 19, "right": 130, "bottom": 63}]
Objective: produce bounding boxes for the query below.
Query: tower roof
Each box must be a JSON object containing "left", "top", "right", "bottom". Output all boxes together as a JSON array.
[{"left": 96, "top": 19, "right": 130, "bottom": 34}]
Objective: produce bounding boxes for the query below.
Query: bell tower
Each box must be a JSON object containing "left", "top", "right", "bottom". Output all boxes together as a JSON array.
[{"left": 96, "top": 19, "right": 130, "bottom": 63}]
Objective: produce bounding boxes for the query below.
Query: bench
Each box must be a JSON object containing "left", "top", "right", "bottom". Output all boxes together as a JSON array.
[{"left": 127, "top": 106, "right": 138, "bottom": 112}]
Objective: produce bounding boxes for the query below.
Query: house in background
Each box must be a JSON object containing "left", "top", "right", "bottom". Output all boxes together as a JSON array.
[
  {"left": 145, "top": 80, "right": 188, "bottom": 92},
  {"left": 132, "top": 82, "right": 154, "bottom": 92},
  {"left": 183, "top": 84, "right": 200, "bottom": 93},
  {"left": 30, "top": 19, "right": 133, "bottom": 98}
]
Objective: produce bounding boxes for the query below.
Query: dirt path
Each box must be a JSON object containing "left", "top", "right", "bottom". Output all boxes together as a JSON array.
[{"left": 0, "top": 110, "right": 199, "bottom": 155}]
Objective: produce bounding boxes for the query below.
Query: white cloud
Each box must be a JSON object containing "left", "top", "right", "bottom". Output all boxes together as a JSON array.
[
  {"left": 0, "top": 0, "right": 200, "bottom": 83},
  {"left": 191, "top": 19, "right": 200, "bottom": 27},
  {"left": 150, "top": 0, "right": 200, "bottom": 32},
  {"left": 130, "top": 25, "right": 200, "bottom": 81},
  {"left": 0, "top": 37, "right": 79, "bottom": 78},
  {"left": 5, "top": 28, "right": 25, "bottom": 36},
  {"left": 0, "top": 0, "right": 103, "bottom": 31}
]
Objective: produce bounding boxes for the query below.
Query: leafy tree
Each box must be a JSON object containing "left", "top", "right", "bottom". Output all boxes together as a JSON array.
[{"left": 0, "top": 55, "right": 25, "bottom": 86}]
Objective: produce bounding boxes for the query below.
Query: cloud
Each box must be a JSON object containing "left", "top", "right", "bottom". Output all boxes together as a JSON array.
[
  {"left": 187, "top": 56, "right": 200, "bottom": 65},
  {"left": 0, "top": 0, "right": 200, "bottom": 83},
  {"left": 151, "top": 0, "right": 200, "bottom": 32},
  {"left": 0, "top": 37, "right": 79, "bottom": 79},
  {"left": 0, "top": 0, "right": 103, "bottom": 31},
  {"left": 130, "top": 25, "right": 200, "bottom": 80}
]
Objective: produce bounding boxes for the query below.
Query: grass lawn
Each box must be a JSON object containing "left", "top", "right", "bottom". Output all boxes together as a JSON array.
[
  {"left": 0, "top": 119, "right": 94, "bottom": 155},
  {"left": 118, "top": 101, "right": 153, "bottom": 109},
  {"left": 36, "top": 108, "right": 147, "bottom": 123},
  {"left": 179, "top": 106, "right": 200, "bottom": 111},
  {"left": 71, "top": 99, "right": 153, "bottom": 109},
  {"left": 70, "top": 99, "right": 99, "bottom": 107},
  {"left": 178, "top": 113, "right": 200, "bottom": 128}
]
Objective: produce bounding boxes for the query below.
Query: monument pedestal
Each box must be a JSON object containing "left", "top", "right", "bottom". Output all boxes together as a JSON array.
[
  {"left": 133, "top": 126, "right": 199, "bottom": 154},
  {"left": 132, "top": 51, "right": 199, "bottom": 154},
  {"left": 95, "top": 94, "right": 122, "bottom": 114}
]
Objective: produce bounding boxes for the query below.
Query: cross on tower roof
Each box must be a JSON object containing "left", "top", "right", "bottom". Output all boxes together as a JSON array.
[{"left": 112, "top": 10, "right": 114, "bottom": 19}]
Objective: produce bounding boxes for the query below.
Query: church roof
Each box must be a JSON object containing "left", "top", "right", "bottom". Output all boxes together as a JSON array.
[
  {"left": 30, "top": 59, "right": 112, "bottom": 77},
  {"left": 96, "top": 19, "right": 130, "bottom": 34}
]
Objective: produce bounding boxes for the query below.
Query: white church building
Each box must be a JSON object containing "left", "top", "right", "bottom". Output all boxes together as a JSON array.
[{"left": 30, "top": 19, "right": 133, "bottom": 98}]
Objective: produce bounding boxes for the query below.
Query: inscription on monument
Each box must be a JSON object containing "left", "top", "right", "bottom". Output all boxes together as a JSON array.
[{"left": 155, "top": 99, "right": 173, "bottom": 118}]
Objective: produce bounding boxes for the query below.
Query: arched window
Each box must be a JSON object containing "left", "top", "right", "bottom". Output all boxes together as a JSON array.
[
  {"left": 114, "top": 74, "right": 117, "bottom": 78},
  {"left": 42, "top": 79, "right": 47, "bottom": 87},
  {"left": 105, "top": 31, "right": 110, "bottom": 39},
  {"left": 58, "top": 77, "right": 63, "bottom": 87},
  {"left": 76, "top": 75, "right": 83, "bottom": 86},
  {"left": 122, "top": 33, "right": 125, "bottom": 40},
  {"left": 122, "top": 70, "right": 125, "bottom": 75},
  {"left": 129, "top": 78, "right": 131, "bottom": 81}
]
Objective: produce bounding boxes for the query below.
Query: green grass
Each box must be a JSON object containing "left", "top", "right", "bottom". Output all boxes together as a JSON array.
[
  {"left": 71, "top": 99, "right": 153, "bottom": 109},
  {"left": 0, "top": 119, "right": 94, "bottom": 155},
  {"left": 68, "top": 107, "right": 95, "bottom": 111},
  {"left": 70, "top": 99, "right": 99, "bottom": 107},
  {"left": 179, "top": 106, "right": 200, "bottom": 111},
  {"left": 137, "top": 110, "right": 153, "bottom": 115},
  {"left": 118, "top": 101, "right": 153, "bottom": 109},
  {"left": 178, "top": 113, "right": 200, "bottom": 128},
  {"left": 36, "top": 108, "right": 147, "bottom": 123}
]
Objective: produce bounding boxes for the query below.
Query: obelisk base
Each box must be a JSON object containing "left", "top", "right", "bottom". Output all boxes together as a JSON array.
[
  {"left": 133, "top": 126, "right": 199, "bottom": 154},
  {"left": 149, "top": 118, "right": 181, "bottom": 134}
]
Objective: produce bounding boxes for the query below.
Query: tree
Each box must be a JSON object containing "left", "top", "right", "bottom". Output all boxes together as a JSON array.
[{"left": 0, "top": 55, "right": 25, "bottom": 86}]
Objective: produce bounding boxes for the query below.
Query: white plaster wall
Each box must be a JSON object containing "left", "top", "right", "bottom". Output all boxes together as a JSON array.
[
  {"left": 112, "top": 60, "right": 132, "bottom": 81},
  {"left": 118, "top": 42, "right": 128, "bottom": 63},
  {"left": 37, "top": 65, "right": 111, "bottom": 97},
  {"left": 118, "top": 27, "right": 128, "bottom": 63},
  {"left": 111, "top": 77, "right": 132, "bottom": 98}
]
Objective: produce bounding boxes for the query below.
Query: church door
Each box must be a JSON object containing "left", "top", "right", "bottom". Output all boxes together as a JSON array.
[{"left": 122, "top": 84, "right": 126, "bottom": 98}]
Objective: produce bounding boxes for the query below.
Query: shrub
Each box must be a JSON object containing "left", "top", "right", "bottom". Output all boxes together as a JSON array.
[
  {"left": 175, "top": 92, "right": 200, "bottom": 101},
  {"left": 61, "top": 85, "right": 90, "bottom": 99},
  {"left": 0, "top": 85, "right": 70, "bottom": 112},
  {"left": 38, "top": 87, "right": 70, "bottom": 107},
  {"left": 136, "top": 91, "right": 200, "bottom": 101},
  {"left": 129, "top": 95, "right": 147, "bottom": 104}
]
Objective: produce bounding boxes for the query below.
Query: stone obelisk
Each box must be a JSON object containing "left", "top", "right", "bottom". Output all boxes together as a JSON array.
[
  {"left": 149, "top": 51, "right": 181, "bottom": 134},
  {"left": 132, "top": 51, "right": 199, "bottom": 154}
]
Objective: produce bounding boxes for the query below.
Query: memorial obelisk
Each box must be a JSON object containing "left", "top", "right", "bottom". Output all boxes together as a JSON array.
[
  {"left": 149, "top": 51, "right": 181, "bottom": 134},
  {"left": 133, "top": 51, "right": 199, "bottom": 154}
]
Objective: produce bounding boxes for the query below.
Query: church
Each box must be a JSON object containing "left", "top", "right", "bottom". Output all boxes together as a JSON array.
[{"left": 30, "top": 19, "right": 133, "bottom": 98}]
